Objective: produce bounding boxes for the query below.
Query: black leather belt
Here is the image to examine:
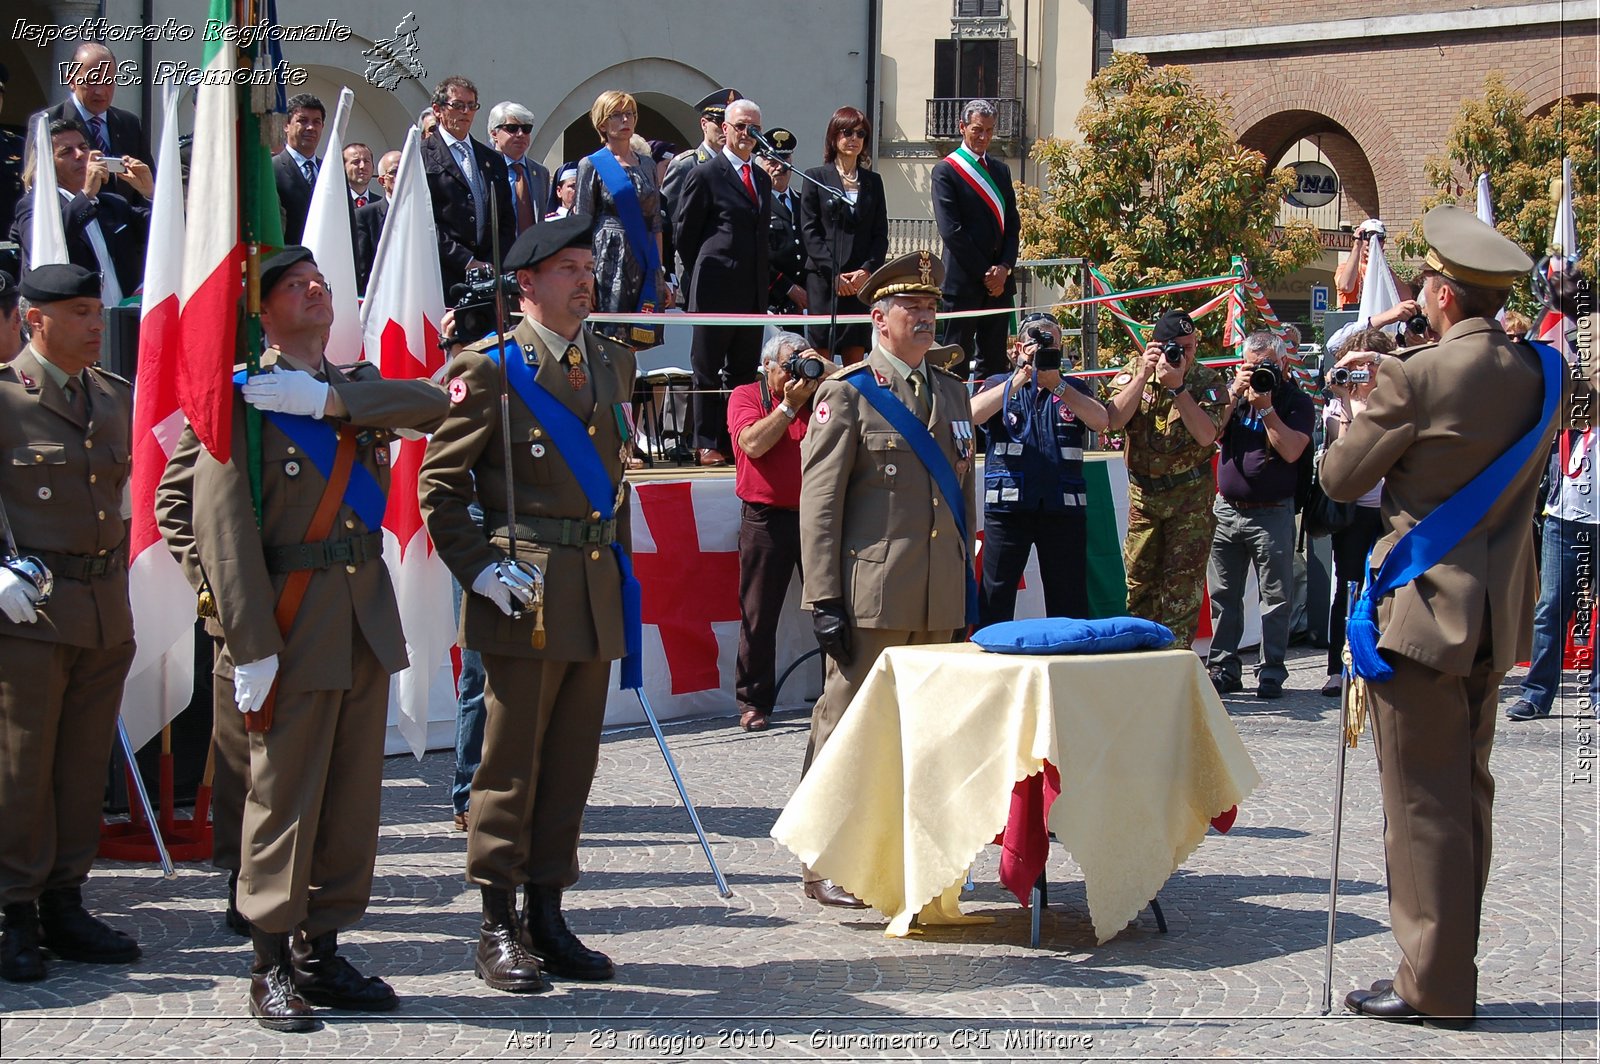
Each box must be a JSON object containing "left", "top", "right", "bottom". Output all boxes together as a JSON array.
[
  {"left": 487, "top": 513, "right": 617, "bottom": 547},
  {"left": 1128, "top": 466, "right": 1207, "bottom": 492},
  {"left": 1222, "top": 496, "right": 1291, "bottom": 510},
  {"left": 264, "top": 531, "right": 384, "bottom": 573},
  {"left": 26, "top": 547, "right": 124, "bottom": 580}
]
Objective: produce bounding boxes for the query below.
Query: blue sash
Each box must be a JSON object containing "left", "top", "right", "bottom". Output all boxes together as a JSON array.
[
  {"left": 1347, "top": 339, "right": 1564, "bottom": 681},
  {"left": 486, "top": 340, "right": 643, "bottom": 690},
  {"left": 586, "top": 147, "right": 660, "bottom": 314},
  {"left": 233, "top": 372, "right": 387, "bottom": 531},
  {"left": 843, "top": 372, "right": 980, "bottom": 627}
]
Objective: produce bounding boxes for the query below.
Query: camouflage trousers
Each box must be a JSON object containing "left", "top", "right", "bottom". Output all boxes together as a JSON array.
[{"left": 1123, "top": 475, "right": 1217, "bottom": 648}]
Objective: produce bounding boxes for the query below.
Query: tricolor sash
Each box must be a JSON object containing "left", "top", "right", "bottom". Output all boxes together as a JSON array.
[
  {"left": 487, "top": 340, "right": 643, "bottom": 690},
  {"left": 232, "top": 372, "right": 387, "bottom": 531},
  {"left": 843, "top": 373, "right": 980, "bottom": 627},
  {"left": 946, "top": 145, "right": 1004, "bottom": 229},
  {"left": 586, "top": 147, "right": 661, "bottom": 345},
  {"left": 1346, "top": 339, "right": 1564, "bottom": 681}
]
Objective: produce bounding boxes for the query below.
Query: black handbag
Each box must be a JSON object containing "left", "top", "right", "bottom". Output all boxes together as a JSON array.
[{"left": 1301, "top": 475, "right": 1358, "bottom": 538}]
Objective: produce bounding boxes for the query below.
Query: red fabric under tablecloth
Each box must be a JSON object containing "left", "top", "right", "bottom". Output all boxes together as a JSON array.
[{"left": 997, "top": 762, "right": 1238, "bottom": 907}]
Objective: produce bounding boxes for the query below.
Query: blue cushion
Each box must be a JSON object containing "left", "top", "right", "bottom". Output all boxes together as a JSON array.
[{"left": 971, "top": 616, "right": 1176, "bottom": 655}]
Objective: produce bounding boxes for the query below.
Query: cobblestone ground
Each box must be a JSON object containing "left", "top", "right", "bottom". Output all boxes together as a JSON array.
[{"left": 2, "top": 648, "right": 1596, "bottom": 1062}]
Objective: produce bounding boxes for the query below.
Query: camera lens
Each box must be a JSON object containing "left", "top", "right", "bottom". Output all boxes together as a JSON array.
[
  {"left": 1330, "top": 367, "right": 1351, "bottom": 386},
  {"left": 785, "top": 355, "right": 825, "bottom": 381},
  {"left": 1248, "top": 363, "right": 1280, "bottom": 393},
  {"left": 1405, "top": 313, "right": 1428, "bottom": 335},
  {"left": 1161, "top": 341, "right": 1184, "bottom": 366}
]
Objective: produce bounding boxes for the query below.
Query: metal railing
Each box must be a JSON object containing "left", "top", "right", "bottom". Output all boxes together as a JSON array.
[{"left": 925, "top": 97, "right": 1022, "bottom": 140}]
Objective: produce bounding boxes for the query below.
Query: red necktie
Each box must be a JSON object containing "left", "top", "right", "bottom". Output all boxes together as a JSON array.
[
  {"left": 740, "top": 163, "right": 757, "bottom": 203},
  {"left": 354, "top": 194, "right": 366, "bottom": 208}
]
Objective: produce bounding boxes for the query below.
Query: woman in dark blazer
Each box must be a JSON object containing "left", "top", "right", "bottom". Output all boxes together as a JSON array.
[{"left": 800, "top": 106, "right": 888, "bottom": 363}]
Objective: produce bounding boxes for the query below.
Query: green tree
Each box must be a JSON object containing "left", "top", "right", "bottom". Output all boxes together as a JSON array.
[
  {"left": 1398, "top": 71, "right": 1597, "bottom": 320},
  {"left": 1021, "top": 53, "right": 1321, "bottom": 366}
]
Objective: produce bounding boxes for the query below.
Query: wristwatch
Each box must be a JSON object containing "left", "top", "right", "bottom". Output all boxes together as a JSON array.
[
  {"left": 1167, "top": 383, "right": 1189, "bottom": 398},
  {"left": 1051, "top": 379, "right": 1071, "bottom": 400},
  {"left": 778, "top": 401, "right": 797, "bottom": 420}
]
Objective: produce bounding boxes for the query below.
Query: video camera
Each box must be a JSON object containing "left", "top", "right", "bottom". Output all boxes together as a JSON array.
[
  {"left": 1025, "top": 325, "right": 1065, "bottom": 373},
  {"left": 446, "top": 265, "right": 520, "bottom": 348},
  {"left": 1328, "top": 366, "right": 1371, "bottom": 386}
]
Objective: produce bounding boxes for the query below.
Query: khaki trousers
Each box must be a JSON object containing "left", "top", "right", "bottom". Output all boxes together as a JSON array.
[
  {"left": 467, "top": 654, "right": 610, "bottom": 891},
  {"left": 210, "top": 641, "right": 249, "bottom": 874},
  {"left": 236, "top": 636, "right": 388, "bottom": 937},
  {"left": 1367, "top": 640, "right": 1499, "bottom": 1018},
  {"left": 0, "top": 635, "right": 135, "bottom": 905}
]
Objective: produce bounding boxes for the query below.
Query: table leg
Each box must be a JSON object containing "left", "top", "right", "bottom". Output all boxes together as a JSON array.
[
  {"left": 1149, "top": 897, "right": 1168, "bottom": 933},
  {"left": 1029, "top": 871, "right": 1047, "bottom": 948}
]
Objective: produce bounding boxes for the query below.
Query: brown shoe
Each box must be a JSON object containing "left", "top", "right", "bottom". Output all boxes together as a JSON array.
[
  {"left": 804, "top": 880, "right": 867, "bottom": 909},
  {"left": 475, "top": 889, "right": 546, "bottom": 993},
  {"left": 249, "top": 928, "right": 317, "bottom": 1033},
  {"left": 452, "top": 811, "right": 469, "bottom": 832},
  {"left": 738, "top": 709, "right": 770, "bottom": 732},
  {"left": 698, "top": 449, "right": 729, "bottom": 467}
]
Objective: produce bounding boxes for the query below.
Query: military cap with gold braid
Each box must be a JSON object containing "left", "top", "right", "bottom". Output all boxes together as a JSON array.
[
  {"left": 764, "top": 127, "right": 796, "bottom": 160},
  {"left": 1423, "top": 204, "right": 1533, "bottom": 290},
  {"left": 857, "top": 249, "right": 944, "bottom": 304},
  {"left": 694, "top": 88, "right": 743, "bottom": 120}
]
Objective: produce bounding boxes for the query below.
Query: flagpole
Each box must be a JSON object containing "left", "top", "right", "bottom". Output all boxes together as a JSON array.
[{"left": 240, "top": 0, "right": 265, "bottom": 520}]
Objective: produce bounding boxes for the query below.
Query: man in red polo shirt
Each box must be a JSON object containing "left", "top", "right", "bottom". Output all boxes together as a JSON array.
[{"left": 728, "top": 333, "right": 826, "bottom": 731}]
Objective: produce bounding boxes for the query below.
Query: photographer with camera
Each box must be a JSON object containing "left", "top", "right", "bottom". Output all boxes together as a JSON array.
[
  {"left": 1204, "top": 331, "right": 1314, "bottom": 699},
  {"left": 969, "top": 313, "right": 1108, "bottom": 624},
  {"left": 1104, "top": 309, "right": 1231, "bottom": 646},
  {"left": 727, "top": 333, "right": 826, "bottom": 732}
]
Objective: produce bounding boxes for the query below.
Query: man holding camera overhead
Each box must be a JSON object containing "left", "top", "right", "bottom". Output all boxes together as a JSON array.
[
  {"left": 1105, "top": 309, "right": 1230, "bottom": 646},
  {"left": 1204, "top": 330, "right": 1314, "bottom": 699},
  {"left": 969, "top": 313, "right": 1108, "bottom": 625}
]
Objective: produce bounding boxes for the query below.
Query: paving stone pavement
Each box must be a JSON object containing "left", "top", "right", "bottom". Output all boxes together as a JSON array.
[{"left": 2, "top": 647, "right": 1596, "bottom": 1062}]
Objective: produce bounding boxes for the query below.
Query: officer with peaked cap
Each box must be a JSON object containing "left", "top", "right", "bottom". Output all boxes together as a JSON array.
[
  {"left": 156, "top": 246, "right": 447, "bottom": 1031},
  {"left": 1323, "top": 205, "right": 1563, "bottom": 1027},
  {"left": 420, "top": 213, "right": 637, "bottom": 992},
  {"left": 0, "top": 263, "right": 139, "bottom": 983},
  {"left": 796, "top": 250, "right": 975, "bottom": 908},
  {"left": 661, "top": 88, "right": 744, "bottom": 270},
  {"left": 758, "top": 127, "right": 807, "bottom": 322}
]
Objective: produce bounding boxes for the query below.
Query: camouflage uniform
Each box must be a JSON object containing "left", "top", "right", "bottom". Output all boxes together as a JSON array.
[{"left": 1117, "top": 360, "right": 1229, "bottom": 646}]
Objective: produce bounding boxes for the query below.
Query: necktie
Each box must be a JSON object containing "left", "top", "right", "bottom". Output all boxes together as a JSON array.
[
  {"left": 87, "top": 115, "right": 108, "bottom": 153},
  {"left": 740, "top": 163, "right": 757, "bottom": 203},
  {"left": 453, "top": 141, "right": 485, "bottom": 237},
  {"left": 302, "top": 158, "right": 317, "bottom": 184},
  {"left": 64, "top": 377, "right": 87, "bottom": 423},
  {"left": 909, "top": 370, "right": 931, "bottom": 423},
  {"left": 354, "top": 193, "right": 366, "bottom": 208},
  {"left": 565, "top": 344, "right": 587, "bottom": 391},
  {"left": 512, "top": 161, "right": 535, "bottom": 234}
]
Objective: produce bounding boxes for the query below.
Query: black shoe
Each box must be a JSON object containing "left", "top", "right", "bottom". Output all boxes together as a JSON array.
[
  {"left": 475, "top": 888, "right": 546, "bottom": 993},
  {"left": 1, "top": 902, "right": 46, "bottom": 983},
  {"left": 1209, "top": 668, "right": 1242, "bottom": 695},
  {"left": 522, "top": 884, "right": 615, "bottom": 981},
  {"left": 1505, "top": 698, "right": 1548, "bottom": 721},
  {"left": 803, "top": 879, "right": 868, "bottom": 909},
  {"left": 1345, "top": 987, "right": 1473, "bottom": 1030},
  {"left": 1320, "top": 675, "right": 1342, "bottom": 697},
  {"left": 291, "top": 930, "right": 398, "bottom": 1012},
  {"left": 1256, "top": 678, "right": 1285, "bottom": 700},
  {"left": 37, "top": 887, "right": 140, "bottom": 963},
  {"left": 249, "top": 928, "right": 317, "bottom": 1033},
  {"left": 1342, "top": 978, "right": 1395, "bottom": 1011},
  {"left": 224, "top": 872, "right": 250, "bottom": 938}
]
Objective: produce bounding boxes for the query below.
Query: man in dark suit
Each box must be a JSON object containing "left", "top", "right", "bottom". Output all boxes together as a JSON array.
[
  {"left": 673, "top": 98, "right": 772, "bottom": 465},
  {"left": 931, "top": 98, "right": 1020, "bottom": 379},
  {"left": 758, "top": 128, "right": 807, "bottom": 328},
  {"left": 486, "top": 102, "right": 548, "bottom": 239},
  {"left": 422, "top": 75, "right": 514, "bottom": 303},
  {"left": 661, "top": 89, "right": 739, "bottom": 250},
  {"left": 354, "top": 150, "right": 400, "bottom": 297},
  {"left": 271, "top": 94, "right": 325, "bottom": 243},
  {"left": 46, "top": 43, "right": 152, "bottom": 207},
  {"left": 11, "top": 119, "right": 150, "bottom": 304},
  {"left": 0, "top": 64, "right": 26, "bottom": 240},
  {"left": 344, "top": 143, "right": 382, "bottom": 211}
]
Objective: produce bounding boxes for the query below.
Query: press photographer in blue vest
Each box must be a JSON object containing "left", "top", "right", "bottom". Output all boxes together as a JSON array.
[{"left": 968, "top": 313, "right": 1108, "bottom": 625}]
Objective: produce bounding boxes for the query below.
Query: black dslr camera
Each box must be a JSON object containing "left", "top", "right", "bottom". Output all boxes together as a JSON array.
[
  {"left": 1161, "top": 340, "right": 1185, "bottom": 367},
  {"left": 784, "top": 353, "right": 827, "bottom": 381},
  {"left": 1248, "top": 361, "right": 1281, "bottom": 394},
  {"left": 1405, "top": 313, "right": 1429, "bottom": 336},
  {"left": 446, "top": 265, "right": 520, "bottom": 347},
  {"left": 1026, "top": 325, "right": 1064, "bottom": 373}
]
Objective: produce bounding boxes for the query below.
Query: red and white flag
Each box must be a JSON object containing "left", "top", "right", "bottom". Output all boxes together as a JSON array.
[
  {"left": 1537, "top": 157, "right": 1580, "bottom": 353},
  {"left": 25, "top": 112, "right": 68, "bottom": 269},
  {"left": 361, "top": 127, "right": 452, "bottom": 758},
  {"left": 302, "top": 86, "right": 362, "bottom": 366},
  {"left": 121, "top": 84, "right": 195, "bottom": 751}
]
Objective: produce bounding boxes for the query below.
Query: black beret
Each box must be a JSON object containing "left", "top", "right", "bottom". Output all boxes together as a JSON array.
[
  {"left": 0, "top": 270, "right": 14, "bottom": 299},
  {"left": 19, "top": 263, "right": 100, "bottom": 303},
  {"left": 1151, "top": 309, "right": 1196, "bottom": 343},
  {"left": 505, "top": 213, "right": 595, "bottom": 271},
  {"left": 259, "top": 245, "right": 316, "bottom": 298}
]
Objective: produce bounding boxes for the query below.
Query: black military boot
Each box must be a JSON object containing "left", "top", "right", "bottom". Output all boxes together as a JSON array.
[
  {"left": 37, "top": 886, "right": 140, "bottom": 963},
  {"left": 475, "top": 887, "right": 545, "bottom": 993},
  {"left": 522, "top": 884, "right": 614, "bottom": 981},
  {"left": 224, "top": 872, "right": 250, "bottom": 938},
  {"left": 291, "top": 930, "right": 398, "bottom": 1011},
  {"left": 248, "top": 928, "right": 316, "bottom": 1033},
  {"left": 1, "top": 902, "right": 47, "bottom": 982}
]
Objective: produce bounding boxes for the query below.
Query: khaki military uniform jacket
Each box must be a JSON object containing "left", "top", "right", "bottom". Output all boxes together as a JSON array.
[
  {"left": 1118, "top": 360, "right": 1229, "bottom": 479},
  {"left": 156, "top": 358, "right": 447, "bottom": 693},
  {"left": 800, "top": 347, "right": 976, "bottom": 631},
  {"left": 0, "top": 346, "right": 132, "bottom": 649},
  {"left": 419, "top": 318, "right": 637, "bottom": 662},
  {"left": 1321, "top": 317, "right": 1559, "bottom": 676}
]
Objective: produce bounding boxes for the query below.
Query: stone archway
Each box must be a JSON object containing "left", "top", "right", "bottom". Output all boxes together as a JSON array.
[{"left": 1239, "top": 110, "right": 1382, "bottom": 223}]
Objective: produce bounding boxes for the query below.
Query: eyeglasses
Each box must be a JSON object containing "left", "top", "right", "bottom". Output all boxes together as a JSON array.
[
  {"left": 439, "top": 99, "right": 479, "bottom": 113},
  {"left": 497, "top": 123, "right": 532, "bottom": 135},
  {"left": 838, "top": 128, "right": 866, "bottom": 139},
  {"left": 730, "top": 122, "right": 759, "bottom": 134},
  {"left": 608, "top": 111, "right": 637, "bottom": 121}
]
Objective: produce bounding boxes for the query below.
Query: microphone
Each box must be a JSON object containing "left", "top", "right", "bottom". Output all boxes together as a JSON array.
[{"left": 747, "top": 126, "right": 778, "bottom": 158}]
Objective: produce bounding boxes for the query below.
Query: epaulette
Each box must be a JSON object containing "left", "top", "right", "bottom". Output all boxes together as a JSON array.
[
  {"left": 90, "top": 366, "right": 132, "bottom": 389},
  {"left": 462, "top": 333, "right": 502, "bottom": 355},
  {"left": 836, "top": 361, "right": 876, "bottom": 378},
  {"left": 1391, "top": 341, "right": 1434, "bottom": 360},
  {"left": 928, "top": 359, "right": 964, "bottom": 381}
]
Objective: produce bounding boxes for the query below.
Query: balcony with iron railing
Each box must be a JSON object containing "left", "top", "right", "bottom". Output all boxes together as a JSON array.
[{"left": 925, "top": 97, "right": 1022, "bottom": 140}]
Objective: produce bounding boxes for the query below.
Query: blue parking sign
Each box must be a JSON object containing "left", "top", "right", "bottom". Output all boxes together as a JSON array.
[{"left": 1311, "top": 285, "right": 1330, "bottom": 313}]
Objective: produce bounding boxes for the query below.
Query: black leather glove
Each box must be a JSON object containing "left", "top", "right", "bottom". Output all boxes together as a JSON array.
[{"left": 811, "top": 600, "right": 853, "bottom": 667}]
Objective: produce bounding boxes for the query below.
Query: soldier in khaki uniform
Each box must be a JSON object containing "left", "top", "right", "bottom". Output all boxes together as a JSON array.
[
  {"left": 1104, "top": 309, "right": 1229, "bottom": 646},
  {"left": 1325, "top": 207, "right": 1578, "bottom": 1028},
  {"left": 0, "top": 264, "right": 140, "bottom": 983},
  {"left": 157, "top": 247, "right": 447, "bottom": 1031},
  {"left": 420, "top": 215, "right": 634, "bottom": 993},
  {"left": 797, "top": 250, "right": 976, "bottom": 908}
]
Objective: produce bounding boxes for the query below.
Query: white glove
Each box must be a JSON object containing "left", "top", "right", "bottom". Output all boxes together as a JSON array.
[
  {"left": 0, "top": 568, "right": 41, "bottom": 624},
  {"left": 233, "top": 655, "right": 279, "bottom": 714},
  {"left": 471, "top": 563, "right": 536, "bottom": 616},
  {"left": 241, "top": 369, "right": 331, "bottom": 419}
]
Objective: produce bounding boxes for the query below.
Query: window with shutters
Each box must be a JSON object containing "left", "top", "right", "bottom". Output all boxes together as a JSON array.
[
  {"left": 927, "top": 38, "right": 1022, "bottom": 139},
  {"left": 954, "top": 0, "right": 1004, "bottom": 17}
]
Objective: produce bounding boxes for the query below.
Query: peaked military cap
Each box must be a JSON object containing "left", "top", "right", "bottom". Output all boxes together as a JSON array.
[
  {"left": 765, "top": 127, "right": 796, "bottom": 159},
  {"left": 695, "top": 89, "right": 743, "bottom": 119},
  {"left": 19, "top": 263, "right": 100, "bottom": 302},
  {"left": 1423, "top": 204, "right": 1534, "bottom": 290},
  {"left": 857, "top": 250, "right": 944, "bottom": 304},
  {"left": 505, "top": 213, "right": 595, "bottom": 271}
]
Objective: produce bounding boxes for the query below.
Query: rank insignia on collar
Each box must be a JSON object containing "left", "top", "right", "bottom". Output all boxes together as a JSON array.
[
  {"left": 873, "top": 370, "right": 888, "bottom": 386},
  {"left": 18, "top": 372, "right": 34, "bottom": 389}
]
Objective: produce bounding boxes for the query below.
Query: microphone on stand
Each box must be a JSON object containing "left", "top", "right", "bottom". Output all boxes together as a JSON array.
[{"left": 747, "top": 126, "right": 779, "bottom": 159}]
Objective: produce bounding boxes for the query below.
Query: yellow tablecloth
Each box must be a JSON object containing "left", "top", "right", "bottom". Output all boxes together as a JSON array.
[{"left": 771, "top": 642, "right": 1260, "bottom": 943}]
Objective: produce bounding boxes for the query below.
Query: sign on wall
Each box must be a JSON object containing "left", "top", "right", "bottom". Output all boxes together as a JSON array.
[{"left": 1284, "top": 160, "right": 1341, "bottom": 209}]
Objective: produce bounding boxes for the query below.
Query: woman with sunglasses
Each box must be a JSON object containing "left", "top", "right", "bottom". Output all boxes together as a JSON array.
[{"left": 799, "top": 106, "right": 888, "bottom": 365}]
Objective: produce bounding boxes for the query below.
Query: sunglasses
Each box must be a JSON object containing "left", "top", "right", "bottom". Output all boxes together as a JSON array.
[
  {"left": 839, "top": 128, "right": 866, "bottom": 139},
  {"left": 497, "top": 123, "right": 532, "bottom": 135},
  {"left": 439, "top": 99, "right": 479, "bottom": 113},
  {"left": 730, "top": 122, "right": 759, "bottom": 134}
]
